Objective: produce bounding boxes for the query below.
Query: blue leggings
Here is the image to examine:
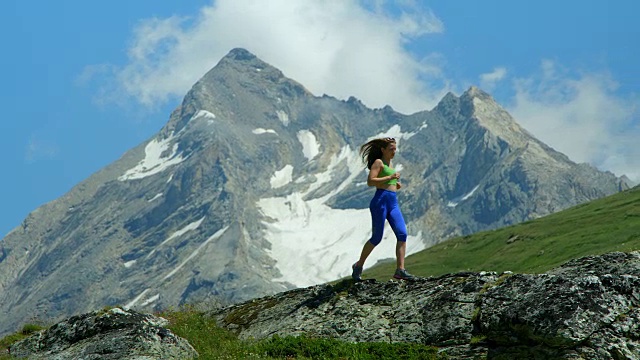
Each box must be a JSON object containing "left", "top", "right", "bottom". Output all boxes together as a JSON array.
[{"left": 368, "top": 189, "right": 407, "bottom": 246}]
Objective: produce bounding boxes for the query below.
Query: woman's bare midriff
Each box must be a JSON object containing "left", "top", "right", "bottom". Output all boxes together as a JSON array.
[{"left": 375, "top": 184, "right": 397, "bottom": 192}]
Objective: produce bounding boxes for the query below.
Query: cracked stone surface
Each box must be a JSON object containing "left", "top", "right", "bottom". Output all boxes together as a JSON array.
[{"left": 211, "top": 252, "right": 640, "bottom": 359}]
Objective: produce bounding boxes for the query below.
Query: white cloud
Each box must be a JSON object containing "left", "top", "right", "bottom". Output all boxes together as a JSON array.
[
  {"left": 479, "top": 67, "right": 507, "bottom": 91},
  {"left": 508, "top": 60, "right": 640, "bottom": 182},
  {"left": 94, "top": 0, "right": 449, "bottom": 114}
]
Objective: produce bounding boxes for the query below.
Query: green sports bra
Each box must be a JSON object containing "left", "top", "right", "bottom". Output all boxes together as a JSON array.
[{"left": 378, "top": 163, "right": 397, "bottom": 185}]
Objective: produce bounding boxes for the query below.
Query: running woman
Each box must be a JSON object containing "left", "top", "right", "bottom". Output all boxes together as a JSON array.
[{"left": 351, "top": 137, "right": 416, "bottom": 281}]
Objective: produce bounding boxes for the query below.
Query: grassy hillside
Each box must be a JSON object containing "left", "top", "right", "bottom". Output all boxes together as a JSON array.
[{"left": 363, "top": 186, "right": 640, "bottom": 281}]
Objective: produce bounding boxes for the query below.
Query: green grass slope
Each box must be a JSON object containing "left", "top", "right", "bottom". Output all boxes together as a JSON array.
[{"left": 363, "top": 186, "right": 640, "bottom": 281}]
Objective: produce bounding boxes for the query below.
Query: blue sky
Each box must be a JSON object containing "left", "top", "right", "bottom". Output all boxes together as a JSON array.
[{"left": 1, "top": 0, "right": 638, "bottom": 238}]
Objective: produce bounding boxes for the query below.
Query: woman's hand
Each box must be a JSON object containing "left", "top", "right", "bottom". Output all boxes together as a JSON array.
[{"left": 396, "top": 182, "right": 402, "bottom": 190}]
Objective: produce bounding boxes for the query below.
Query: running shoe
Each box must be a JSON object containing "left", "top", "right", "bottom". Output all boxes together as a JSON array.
[
  {"left": 352, "top": 263, "right": 363, "bottom": 281},
  {"left": 393, "top": 268, "right": 416, "bottom": 280}
]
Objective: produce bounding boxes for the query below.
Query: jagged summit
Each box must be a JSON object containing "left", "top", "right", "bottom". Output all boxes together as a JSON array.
[
  {"left": 433, "top": 85, "right": 532, "bottom": 149},
  {"left": 463, "top": 85, "right": 492, "bottom": 99},
  {"left": 197, "top": 47, "right": 310, "bottom": 95},
  {"left": 168, "top": 47, "right": 314, "bottom": 134},
  {"left": 465, "top": 89, "right": 530, "bottom": 147},
  {"left": 212, "top": 47, "right": 278, "bottom": 75},
  {"left": 437, "top": 86, "right": 493, "bottom": 104},
  {"left": 225, "top": 47, "right": 258, "bottom": 61}
]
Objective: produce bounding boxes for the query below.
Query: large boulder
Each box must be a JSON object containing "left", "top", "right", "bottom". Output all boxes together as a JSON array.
[{"left": 9, "top": 307, "right": 197, "bottom": 360}]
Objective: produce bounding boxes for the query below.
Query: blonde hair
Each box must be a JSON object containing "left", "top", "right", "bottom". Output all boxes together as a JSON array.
[{"left": 359, "top": 137, "right": 395, "bottom": 169}]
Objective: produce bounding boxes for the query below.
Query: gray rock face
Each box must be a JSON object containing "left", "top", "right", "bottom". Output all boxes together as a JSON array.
[
  {"left": 0, "top": 48, "right": 631, "bottom": 337},
  {"left": 211, "top": 252, "right": 640, "bottom": 359},
  {"left": 9, "top": 307, "right": 197, "bottom": 360}
]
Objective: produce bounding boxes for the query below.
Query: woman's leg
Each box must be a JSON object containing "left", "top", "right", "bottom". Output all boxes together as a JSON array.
[
  {"left": 357, "top": 241, "right": 376, "bottom": 266},
  {"left": 395, "top": 241, "right": 406, "bottom": 270},
  {"left": 387, "top": 203, "right": 408, "bottom": 269}
]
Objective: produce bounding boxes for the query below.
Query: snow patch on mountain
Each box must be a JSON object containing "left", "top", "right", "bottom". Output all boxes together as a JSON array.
[
  {"left": 147, "top": 217, "right": 206, "bottom": 259},
  {"left": 318, "top": 147, "right": 367, "bottom": 202},
  {"left": 271, "top": 165, "right": 294, "bottom": 188},
  {"left": 140, "top": 294, "right": 160, "bottom": 307},
  {"left": 253, "top": 128, "right": 277, "bottom": 135},
  {"left": 163, "top": 226, "right": 229, "bottom": 280},
  {"left": 192, "top": 110, "right": 216, "bottom": 120},
  {"left": 447, "top": 185, "right": 480, "bottom": 207},
  {"left": 276, "top": 110, "right": 289, "bottom": 126},
  {"left": 368, "top": 123, "right": 427, "bottom": 142},
  {"left": 301, "top": 146, "right": 364, "bottom": 202},
  {"left": 124, "top": 289, "right": 150, "bottom": 309},
  {"left": 297, "top": 130, "right": 319, "bottom": 161},
  {"left": 118, "top": 134, "right": 187, "bottom": 181}
]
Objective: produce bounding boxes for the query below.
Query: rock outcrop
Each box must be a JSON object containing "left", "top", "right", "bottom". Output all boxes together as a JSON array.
[
  {"left": 210, "top": 251, "right": 640, "bottom": 359},
  {"left": 9, "top": 307, "right": 197, "bottom": 360}
]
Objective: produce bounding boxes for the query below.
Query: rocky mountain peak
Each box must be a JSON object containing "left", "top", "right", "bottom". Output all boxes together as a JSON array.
[
  {"left": 196, "top": 47, "right": 311, "bottom": 97},
  {"left": 213, "top": 47, "right": 278, "bottom": 76},
  {"left": 463, "top": 85, "right": 492, "bottom": 100},
  {"left": 225, "top": 47, "right": 259, "bottom": 61},
  {"left": 167, "top": 47, "right": 315, "bottom": 135},
  {"left": 460, "top": 86, "right": 530, "bottom": 148}
]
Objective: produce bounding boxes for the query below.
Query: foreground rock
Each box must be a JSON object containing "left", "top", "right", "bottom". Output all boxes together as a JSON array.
[
  {"left": 9, "top": 307, "right": 197, "bottom": 359},
  {"left": 211, "top": 251, "right": 640, "bottom": 359}
]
